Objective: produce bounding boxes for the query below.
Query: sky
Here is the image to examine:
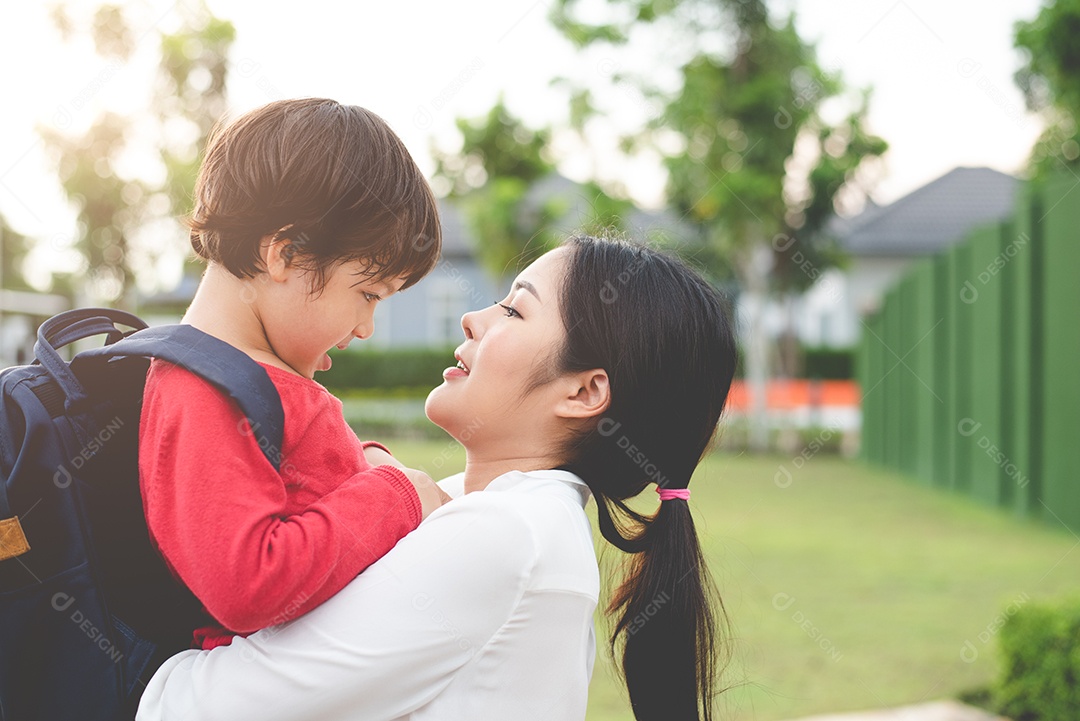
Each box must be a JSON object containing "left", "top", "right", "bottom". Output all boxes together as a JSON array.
[{"left": 0, "top": 0, "right": 1047, "bottom": 291}]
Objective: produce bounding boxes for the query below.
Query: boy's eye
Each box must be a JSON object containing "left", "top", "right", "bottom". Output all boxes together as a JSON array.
[{"left": 363, "top": 292, "right": 380, "bottom": 303}]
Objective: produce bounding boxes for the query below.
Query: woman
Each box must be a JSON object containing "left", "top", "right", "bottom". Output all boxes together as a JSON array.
[{"left": 137, "top": 235, "right": 738, "bottom": 721}]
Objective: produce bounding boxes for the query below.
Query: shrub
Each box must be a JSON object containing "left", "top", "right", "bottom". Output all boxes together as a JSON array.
[
  {"left": 320, "top": 347, "right": 455, "bottom": 393},
  {"left": 803, "top": 346, "right": 855, "bottom": 379},
  {"left": 995, "top": 597, "right": 1080, "bottom": 720},
  {"left": 338, "top": 395, "right": 448, "bottom": 441}
]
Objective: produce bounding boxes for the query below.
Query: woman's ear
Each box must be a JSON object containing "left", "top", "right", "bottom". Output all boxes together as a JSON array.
[{"left": 556, "top": 369, "right": 610, "bottom": 420}]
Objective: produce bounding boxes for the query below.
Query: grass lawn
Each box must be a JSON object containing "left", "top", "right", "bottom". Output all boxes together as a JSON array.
[{"left": 386, "top": 439, "right": 1080, "bottom": 721}]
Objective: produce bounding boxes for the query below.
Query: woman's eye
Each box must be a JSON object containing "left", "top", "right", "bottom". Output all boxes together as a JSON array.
[
  {"left": 496, "top": 302, "right": 520, "bottom": 318},
  {"left": 363, "top": 292, "right": 379, "bottom": 303}
]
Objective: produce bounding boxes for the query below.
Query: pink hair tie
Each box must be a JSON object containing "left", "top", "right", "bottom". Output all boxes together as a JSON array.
[{"left": 657, "top": 487, "right": 690, "bottom": 501}]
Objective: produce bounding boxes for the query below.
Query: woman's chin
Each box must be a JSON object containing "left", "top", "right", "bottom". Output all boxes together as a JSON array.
[
  {"left": 425, "top": 386, "right": 479, "bottom": 445},
  {"left": 424, "top": 384, "right": 453, "bottom": 428}
]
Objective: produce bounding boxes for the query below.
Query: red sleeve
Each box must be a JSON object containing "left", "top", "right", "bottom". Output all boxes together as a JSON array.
[
  {"left": 360, "top": 440, "right": 393, "bottom": 454},
  {"left": 139, "top": 368, "right": 421, "bottom": 634}
]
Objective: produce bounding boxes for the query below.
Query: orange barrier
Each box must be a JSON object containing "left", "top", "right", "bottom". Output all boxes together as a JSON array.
[{"left": 726, "top": 380, "right": 860, "bottom": 412}]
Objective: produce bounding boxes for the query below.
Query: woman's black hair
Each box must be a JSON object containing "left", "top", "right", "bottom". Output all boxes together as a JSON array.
[{"left": 555, "top": 235, "right": 738, "bottom": 721}]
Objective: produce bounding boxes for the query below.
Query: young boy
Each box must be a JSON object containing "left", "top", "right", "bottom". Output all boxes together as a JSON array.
[{"left": 139, "top": 98, "right": 447, "bottom": 649}]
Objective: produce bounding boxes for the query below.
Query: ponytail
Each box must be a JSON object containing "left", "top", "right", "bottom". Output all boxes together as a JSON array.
[
  {"left": 594, "top": 492, "right": 723, "bottom": 721},
  {"left": 552, "top": 235, "right": 738, "bottom": 721}
]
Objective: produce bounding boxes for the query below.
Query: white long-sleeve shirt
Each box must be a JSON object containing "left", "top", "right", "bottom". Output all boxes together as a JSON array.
[{"left": 136, "top": 469, "right": 600, "bottom": 721}]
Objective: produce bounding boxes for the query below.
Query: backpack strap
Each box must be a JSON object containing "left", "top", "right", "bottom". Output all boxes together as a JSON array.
[
  {"left": 34, "top": 309, "right": 148, "bottom": 410},
  {"left": 38, "top": 308, "right": 147, "bottom": 348},
  {"left": 0, "top": 468, "right": 10, "bottom": 519},
  {"left": 74, "top": 326, "right": 287, "bottom": 471}
]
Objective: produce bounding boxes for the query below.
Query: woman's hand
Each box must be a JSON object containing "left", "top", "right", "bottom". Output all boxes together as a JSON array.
[{"left": 364, "top": 446, "right": 451, "bottom": 520}]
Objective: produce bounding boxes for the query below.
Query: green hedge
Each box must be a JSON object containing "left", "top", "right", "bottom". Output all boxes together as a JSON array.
[
  {"left": 320, "top": 347, "right": 455, "bottom": 392},
  {"left": 995, "top": 597, "right": 1080, "bottom": 720},
  {"left": 319, "top": 345, "right": 854, "bottom": 390},
  {"left": 804, "top": 347, "right": 855, "bottom": 379}
]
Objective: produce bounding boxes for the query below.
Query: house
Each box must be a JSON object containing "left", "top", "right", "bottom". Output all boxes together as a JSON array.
[
  {"left": 790, "top": 166, "right": 1020, "bottom": 348},
  {"left": 374, "top": 175, "right": 701, "bottom": 348},
  {"left": 0, "top": 290, "right": 70, "bottom": 367},
  {"left": 368, "top": 199, "right": 500, "bottom": 348},
  {"left": 519, "top": 173, "right": 702, "bottom": 249}
]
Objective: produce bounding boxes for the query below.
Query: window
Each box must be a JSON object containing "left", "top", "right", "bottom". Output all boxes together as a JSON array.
[{"left": 428, "top": 277, "right": 465, "bottom": 346}]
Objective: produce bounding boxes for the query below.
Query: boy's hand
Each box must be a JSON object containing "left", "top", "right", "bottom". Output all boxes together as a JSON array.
[
  {"left": 364, "top": 446, "right": 450, "bottom": 520},
  {"left": 364, "top": 445, "right": 405, "bottom": 471},
  {"left": 401, "top": 467, "right": 451, "bottom": 521}
]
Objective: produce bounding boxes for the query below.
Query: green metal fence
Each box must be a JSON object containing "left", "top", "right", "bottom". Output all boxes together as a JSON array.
[{"left": 859, "top": 174, "right": 1080, "bottom": 533}]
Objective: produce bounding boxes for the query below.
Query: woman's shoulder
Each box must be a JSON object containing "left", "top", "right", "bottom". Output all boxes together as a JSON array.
[
  {"left": 430, "top": 470, "right": 589, "bottom": 525},
  {"left": 424, "top": 471, "right": 599, "bottom": 599}
]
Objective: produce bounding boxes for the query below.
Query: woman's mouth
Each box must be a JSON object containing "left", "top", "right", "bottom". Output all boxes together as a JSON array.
[{"left": 443, "top": 355, "right": 470, "bottom": 380}]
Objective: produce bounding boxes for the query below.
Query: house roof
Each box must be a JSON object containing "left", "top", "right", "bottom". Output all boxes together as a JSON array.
[
  {"left": 521, "top": 173, "right": 701, "bottom": 246},
  {"left": 833, "top": 167, "right": 1020, "bottom": 257}
]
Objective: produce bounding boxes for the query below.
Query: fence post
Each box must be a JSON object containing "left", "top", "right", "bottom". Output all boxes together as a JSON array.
[
  {"left": 911, "top": 259, "right": 937, "bottom": 484},
  {"left": 1038, "top": 175, "right": 1080, "bottom": 534},
  {"left": 865, "top": 311, "right": 885, "bottom": 464},
  {"left": 1004, "top": 189, "right": 1037, "bottom": 517},
  {"left": 950, "top": 241, "right": 975, "bottom": 493},
  {"left": 932, "top": 254, "right": 953, "bottom": 489},
  {"left": 883, "top": 285, "right": 903, "bottom": 471},
  {"left": 967, "top": 223, "right": 1006, "bottom": 508}
]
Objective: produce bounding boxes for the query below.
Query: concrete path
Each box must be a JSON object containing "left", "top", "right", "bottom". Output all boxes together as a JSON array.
[{"left": 784, "top": 700, "right": 1009, "bottom": 721}]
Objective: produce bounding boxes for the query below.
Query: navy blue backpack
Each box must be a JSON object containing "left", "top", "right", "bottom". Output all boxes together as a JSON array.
[{"left": 0, "top": 308, "right": 285, "bottom": 720}]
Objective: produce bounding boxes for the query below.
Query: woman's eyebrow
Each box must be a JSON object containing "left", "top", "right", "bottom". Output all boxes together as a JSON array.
[{"left": 513, "top": 279, "right": 541, "bottom": 302}]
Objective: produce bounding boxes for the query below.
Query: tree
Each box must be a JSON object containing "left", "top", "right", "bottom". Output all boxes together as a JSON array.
[
  {"left": 40, "top": 5, "right": 146, "bottom": 306},
  {"left": 40, "top": 2, "right": 235, "bottom": 307},
  {"left": 432, "top": 97, "right": 632, "bottom": 281},
  {"left": 551, "top": 0, "right": 886, "bottom": 450},
  {"left": 1015, "top": 0, "right": 1080, "bottom": 177},
  {"left": 155, "top": 7, "right": 235, "bottom": 222},
  {"left": 0, "top": 215, "right": 35, "bottom": 293}
]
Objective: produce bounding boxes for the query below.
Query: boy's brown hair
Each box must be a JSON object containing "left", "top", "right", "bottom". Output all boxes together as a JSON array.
[{"left": 188, "top": 98, "right": 441, "bottom": 292}]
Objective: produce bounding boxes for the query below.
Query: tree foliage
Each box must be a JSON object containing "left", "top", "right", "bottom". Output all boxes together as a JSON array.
[
  {"left": 156, "top": 9, "right": 235, "bottom": 219},
  {"left": 550, "top": 0, "right": 886, "bottom": 451},
  {"left": 40, "top": 109, "right": 146, "bottom": 304},
  {"left": 0, "top": 216, "right": 34, "bottom": 292},
  {"left": 40, "top": 2, "right": 235, "bottom": 306},
  {"left": 551, "top": 0, "right": 887, "bottom": 292},
  {"left": 1015, "top": 0, "right": 1080, "bottom": 176},
  {"left": 433, "top": 98, "right": 630, "bottom": 279}
]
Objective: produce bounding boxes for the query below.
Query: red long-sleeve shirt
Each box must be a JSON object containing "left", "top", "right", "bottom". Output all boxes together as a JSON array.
[{"left": 138, "top": 359, "right": 421, "bottom": 649}]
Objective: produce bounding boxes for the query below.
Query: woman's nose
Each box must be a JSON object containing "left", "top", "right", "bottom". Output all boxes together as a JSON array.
[{"left": 460, "top": 309, "right": 479, "bottom": 340}]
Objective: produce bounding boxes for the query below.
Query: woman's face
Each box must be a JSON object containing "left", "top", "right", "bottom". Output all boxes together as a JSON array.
[{"left": 425, "top": 247, "right": 571, "bottom": 447}]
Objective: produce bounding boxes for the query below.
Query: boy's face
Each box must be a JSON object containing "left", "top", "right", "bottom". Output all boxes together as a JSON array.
[{"left": 260, "top": 248, "right": 406, "bottom": 378}]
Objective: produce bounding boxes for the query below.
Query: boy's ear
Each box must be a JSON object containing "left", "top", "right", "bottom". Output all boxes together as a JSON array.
[
  {"left": 555, "top": 369, "right": 610, "bottom": 420},
  {"left": 261, "top": 234, "right": 294, "bottom": 282}
]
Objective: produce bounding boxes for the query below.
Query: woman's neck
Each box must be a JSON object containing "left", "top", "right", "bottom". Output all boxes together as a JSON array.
[{"left": 462, "top": 453, "right": 563, "bottom": 494}]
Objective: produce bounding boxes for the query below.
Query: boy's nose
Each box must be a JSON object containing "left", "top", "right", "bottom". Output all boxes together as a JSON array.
[{"left": 354, "top": 318, "right": 374, "bottom": 340}]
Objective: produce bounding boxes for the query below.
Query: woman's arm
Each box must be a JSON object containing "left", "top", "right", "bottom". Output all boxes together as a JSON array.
[{"left": 136, "top": 495, "right": 538, "bottom": 721}]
